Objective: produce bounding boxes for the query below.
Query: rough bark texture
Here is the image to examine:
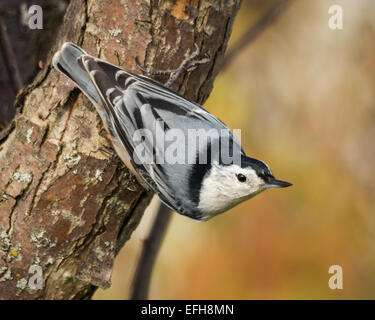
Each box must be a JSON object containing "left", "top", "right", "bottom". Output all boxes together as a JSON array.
[
  {"left": 0, "top": 0, "right": 241, "bottom": 299},
  {"left": 0, "top": 0, "right": 69, "bottom": 127}
]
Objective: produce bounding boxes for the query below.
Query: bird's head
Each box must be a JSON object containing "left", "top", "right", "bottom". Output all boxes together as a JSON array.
[{"left": 197, "top": 155, "right": 292, "bottom": 219}]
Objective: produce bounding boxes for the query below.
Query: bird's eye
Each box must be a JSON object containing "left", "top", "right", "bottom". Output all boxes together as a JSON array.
[{"left": 236, "top": 173, "right": 247, "bottom": 183}]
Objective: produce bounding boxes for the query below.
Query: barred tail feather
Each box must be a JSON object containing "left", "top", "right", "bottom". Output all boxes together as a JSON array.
[
  {"left": 52, "top": 42, "right": 102, "bottom": 107},
  {"left": 52, "top": 42, "right": 116, "bottom": 135}
]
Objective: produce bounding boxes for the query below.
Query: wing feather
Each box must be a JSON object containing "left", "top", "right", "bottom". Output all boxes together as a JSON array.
[{"left": 79, "top": 55, "right": 241, "bottom": 217}]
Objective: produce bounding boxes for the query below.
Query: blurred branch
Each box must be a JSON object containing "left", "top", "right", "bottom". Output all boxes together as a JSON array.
[
  {"left": 0, "top": 18, "right": 23, "bottom": 94},
  {"left": 130, "top": 201, "right": 171, "bottom": 300},
  {"left": 221, "top": 0, "right": 292, "bottom": 71}
]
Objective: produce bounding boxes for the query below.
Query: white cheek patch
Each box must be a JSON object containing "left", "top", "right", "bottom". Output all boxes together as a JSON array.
[
  {"left": 198, "top": 164, "right": 267, "bottom": 217},
  {"left": 224, "top": 166, "right": 264, "bottom": 190},
  {"left": 241, "top": 168, "right": 263, "bottom": 189}
]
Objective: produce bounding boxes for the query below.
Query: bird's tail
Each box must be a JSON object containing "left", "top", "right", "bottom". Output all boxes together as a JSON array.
[{"left": 52, "top": 42, "right": 101, "bottom": 105}]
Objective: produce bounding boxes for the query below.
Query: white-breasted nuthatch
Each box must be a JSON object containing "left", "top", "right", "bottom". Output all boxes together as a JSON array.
[{"left": 52, "top": 42, "right": 292, "bottom": 221}]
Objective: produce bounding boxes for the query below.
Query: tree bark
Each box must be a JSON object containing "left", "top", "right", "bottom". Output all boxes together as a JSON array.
[{"left": 0, "top": 0, "right": 241, "bottom": 299}]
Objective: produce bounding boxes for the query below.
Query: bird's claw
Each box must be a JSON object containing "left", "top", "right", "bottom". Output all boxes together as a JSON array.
[{"left": 134, "top": 43, "right": 210, "bottom": 88}]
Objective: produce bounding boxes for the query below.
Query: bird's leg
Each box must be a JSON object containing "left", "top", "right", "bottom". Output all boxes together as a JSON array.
[
  {"left": 90, "top": 144, "right": 120, "bottom": 162},
  {"left": 165, "top": 43, "right": 210, "bottom": 88},
  {"left": 134, "top": 57, "right": 177, "bottom": 76},
  {"left": 98, "top": 146, "right": 115, "bottom": 157},
  {"left": 93, "top": 126, "right": 120, "bottom": 161},
  {"left": 135, "top": 43, "right": 210, "bottom": 88},
  {"left": 89, "top": 145, "right": 119, "bottom": 163}
]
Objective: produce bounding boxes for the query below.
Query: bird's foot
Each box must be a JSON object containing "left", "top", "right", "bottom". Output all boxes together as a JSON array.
[
  {"left": 91, "top": 145, "right": 120, "bottom": 162},
  {"left": 135, "top": 43, "right": 210, "bottom": 88}
]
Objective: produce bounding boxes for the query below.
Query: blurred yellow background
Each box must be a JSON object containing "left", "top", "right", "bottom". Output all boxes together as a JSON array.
[{"left": 94, "top": 0, "right": 375, "bottom": 299}]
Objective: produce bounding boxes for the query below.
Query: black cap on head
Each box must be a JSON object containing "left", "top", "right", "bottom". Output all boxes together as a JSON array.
[{"left": 241, "top": 155, "right": 292, "bottom": 188}]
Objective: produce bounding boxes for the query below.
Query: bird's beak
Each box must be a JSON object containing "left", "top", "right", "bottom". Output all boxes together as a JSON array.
[{"left": 265, "top": 177, "right": 293, "bottom": 188}]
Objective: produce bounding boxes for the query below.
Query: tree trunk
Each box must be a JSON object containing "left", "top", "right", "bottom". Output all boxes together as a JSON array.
[{"left": 0, "top": 0, "right": 241, "bottom": 299}]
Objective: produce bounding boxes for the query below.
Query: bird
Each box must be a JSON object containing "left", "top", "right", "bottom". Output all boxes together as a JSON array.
[{"left": 52, "top": 42, "right": 292, "bottom": 221}]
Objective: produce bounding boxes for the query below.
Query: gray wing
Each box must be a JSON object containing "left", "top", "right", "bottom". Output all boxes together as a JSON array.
[{"left": 79, "top": 55, "right": 243, "bottom": 216}]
